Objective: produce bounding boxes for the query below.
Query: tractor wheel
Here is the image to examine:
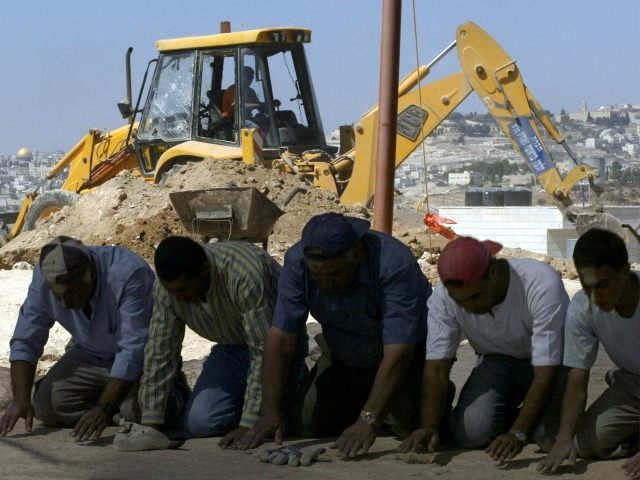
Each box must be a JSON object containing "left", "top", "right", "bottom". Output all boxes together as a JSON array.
[{"left": 23, "top": 190, "right": 80, "bottom": 232}]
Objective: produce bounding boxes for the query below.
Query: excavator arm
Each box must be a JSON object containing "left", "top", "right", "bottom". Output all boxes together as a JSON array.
[
  {"left": 334, "top": 21, "right": 599, "bottom": 215},
  {"left": 455, "top": 22, "right": 597, "bottom": 210},
  {"left": 339, "top": 69, "right": 472, "bottom": 205}
]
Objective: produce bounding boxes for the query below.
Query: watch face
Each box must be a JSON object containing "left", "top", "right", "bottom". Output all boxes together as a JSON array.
[
  {"left": 360, "top": 410, "right": 376, "bottom": 425},
  {"left": 511, "top": 430, "right": 526, "bottom": 443}
]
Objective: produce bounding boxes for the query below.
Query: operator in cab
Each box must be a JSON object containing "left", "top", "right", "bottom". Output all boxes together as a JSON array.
[
  {"left": 221, "top": 66, "right": 276, "bottom": 129},
  {"left": 0, "top": 236, "right": 155, "bottom": 441},
  {"left": 233, "top": 213, "right": 432, "bottom": 459}
]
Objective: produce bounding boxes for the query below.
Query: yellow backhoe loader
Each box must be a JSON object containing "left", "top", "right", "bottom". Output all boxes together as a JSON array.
[{"left": 5, "top": 21, "right": 608, "bottom": 242}]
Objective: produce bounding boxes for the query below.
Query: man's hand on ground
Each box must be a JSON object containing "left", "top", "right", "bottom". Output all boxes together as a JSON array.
[
  {"left": 398, "top": 428, "right": 440, "bottom": 453},
  {"left": 0, "top": 400, "right": 34, "bottom": 436},
  {"left": 537, "top": 438, "right": 576, "bottom": 474},
  {"left": 330, "top": 418, "right": 377, "bottom": 459},
  {"left": 623, "top": 451, "right": 640, "bottom": 479},
  {"left": 486, "top": 433, "right": 524, "bottom": 463},
  {"left": 218, "top": 426, "right": 250, "bottom": 449},
  {"left": 230, "top": 413, "right": 285, "bottom": 450},
  {"left": 71, "top": 406, "right": 109, "bottom": 442}
]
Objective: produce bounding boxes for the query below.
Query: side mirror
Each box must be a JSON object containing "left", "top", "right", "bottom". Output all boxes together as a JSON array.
[{"left": 117, "top": 101, "right": 133, "bottom": 119}]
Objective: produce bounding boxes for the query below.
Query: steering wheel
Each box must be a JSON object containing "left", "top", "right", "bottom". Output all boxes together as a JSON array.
[{"left": 253, "top": 111, "right": 269, "bottom": 123}]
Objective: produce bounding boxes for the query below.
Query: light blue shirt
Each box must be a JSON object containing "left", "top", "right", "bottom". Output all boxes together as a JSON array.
[{"left": 10, "top": 246, "right": 155, "bottom": 381}]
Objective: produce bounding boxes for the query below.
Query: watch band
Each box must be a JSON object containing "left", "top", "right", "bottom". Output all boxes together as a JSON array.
[
  {"left": 95, "top": 401, "right": 118, "bottom": 417},
  {"left": 359, "top": 409, "right": 377, "bottom": 426},
  {"left": 510, "top": 429, "right": 527, "bottom": 444}
]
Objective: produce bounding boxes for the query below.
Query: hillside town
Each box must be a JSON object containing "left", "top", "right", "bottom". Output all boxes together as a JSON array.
[
  {"left": 3, "top": 102, "right": 639, "bottom": 228},
  {"left": 391, "top": 101, "right": 640, "bottom": 193}
]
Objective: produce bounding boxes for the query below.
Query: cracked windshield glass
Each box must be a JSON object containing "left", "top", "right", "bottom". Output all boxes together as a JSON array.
[{"left": 138, "top": 52, "right": 195, "bottom": 142}]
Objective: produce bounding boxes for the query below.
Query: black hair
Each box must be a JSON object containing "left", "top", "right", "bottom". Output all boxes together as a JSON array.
[
  {"left": 154, "top": 236, "right": 207, "bottom": 281},
  {"left": 573, "top": 228, "right": 628, "bottom": 270}
]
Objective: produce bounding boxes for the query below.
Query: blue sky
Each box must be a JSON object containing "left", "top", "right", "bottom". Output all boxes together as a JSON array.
[{"left": 1, "top": 0, "right": 638, "bottom": 153}]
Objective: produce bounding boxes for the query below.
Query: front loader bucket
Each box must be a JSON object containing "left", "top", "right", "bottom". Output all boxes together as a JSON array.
[{"left": 169, "top": 187, "right": 284, "bottom": 243}]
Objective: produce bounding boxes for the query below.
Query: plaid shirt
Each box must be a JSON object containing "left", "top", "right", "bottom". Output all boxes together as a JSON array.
[{"left": 139, "top": 241, "right": 280, "bottom": 427}]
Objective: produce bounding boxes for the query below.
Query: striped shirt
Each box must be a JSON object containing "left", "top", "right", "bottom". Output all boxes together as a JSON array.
[{"left": 139, "top": 241, "right": 280, "bottom": 427}]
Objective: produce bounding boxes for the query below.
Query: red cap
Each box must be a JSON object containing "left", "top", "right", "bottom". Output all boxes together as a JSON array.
[{"left": 437, "top": 236, "right": 503, "bottom": 286}]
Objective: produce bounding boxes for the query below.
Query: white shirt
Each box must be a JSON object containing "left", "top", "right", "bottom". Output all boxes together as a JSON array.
[
  {"left": 564, "top": 271, "right": 640, "bottom": 376},
  {"left": 427, "top": 259, "right": 568, "bottom": 366}
]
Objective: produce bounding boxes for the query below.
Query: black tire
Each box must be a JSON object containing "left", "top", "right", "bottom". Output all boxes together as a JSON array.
[
  {"left": 155, "top": 156, "right": 201, "bottom": 186},
  {"left": 23, "top": 189, "right": 81, "bottom": 232}
]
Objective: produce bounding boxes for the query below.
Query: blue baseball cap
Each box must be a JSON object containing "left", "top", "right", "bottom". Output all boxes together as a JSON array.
[{"left": 300, "top": 213, "right": 370, "bottom": 260}]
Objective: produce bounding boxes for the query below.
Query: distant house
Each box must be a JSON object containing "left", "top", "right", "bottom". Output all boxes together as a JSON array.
[
  {"left": 448, "top": 171, "right": 482, "bottom": 186},
  {"left": 569, "top": 101, "right": 612, "bottom": 122},
  {"left": 622, "top": 143, "right": 638, "bottom": 156},
  {"left": 504, "top": 174, "right": 534, "bottom": 187}
]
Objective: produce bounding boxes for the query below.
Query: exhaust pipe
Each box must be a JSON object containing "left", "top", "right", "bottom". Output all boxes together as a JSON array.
[{"left": 125, "top": 47, "right": 133, "bottom": 124}]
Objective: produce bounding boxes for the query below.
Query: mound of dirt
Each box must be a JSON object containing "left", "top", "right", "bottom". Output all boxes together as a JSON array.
[
  {"left": 0, "top": 159, "right": 448, "bottom": 270},
  {"left": 0, "top": 157, "right": 583, "bottom": 284},
  {"left": 500, "top": 246, "right": 578, "bottom": 280}
]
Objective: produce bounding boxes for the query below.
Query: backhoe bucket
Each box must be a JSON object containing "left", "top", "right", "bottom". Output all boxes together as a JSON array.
[
  {"left": 169, "top": 187, "right": 284, "bottom": 243},
  {"left": 573, "top": 210, "right": 630, "bottom": 241}
]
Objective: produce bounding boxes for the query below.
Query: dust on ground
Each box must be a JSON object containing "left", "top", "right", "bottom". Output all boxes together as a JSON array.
[{"left": 0, "top": 344, "right": 624, "bottom": 480}]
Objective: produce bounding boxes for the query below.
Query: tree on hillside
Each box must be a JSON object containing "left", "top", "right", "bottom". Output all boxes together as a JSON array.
[{"left": 609, "top": 161, "right": 622, "bottom": 181}]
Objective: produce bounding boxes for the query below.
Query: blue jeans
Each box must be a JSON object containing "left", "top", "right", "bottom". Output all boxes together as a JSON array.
[
  {"left": 450, "top": 354, "right": 566, "bottom": 450},
  {"left": 184, "top": 344, "right": 304, "bottom": 438},
  {"left": 184, "top": 345, "right": 249, "bottom": 437}
]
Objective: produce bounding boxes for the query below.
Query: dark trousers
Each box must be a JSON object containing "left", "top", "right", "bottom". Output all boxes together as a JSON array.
[
  {"left": 294, "top": 341, "right": 425, "bottom": 438},
  {"left": 450, "top": 354, "right": 567, "bottom": 450},
  {"left": 33, "top": 346, "right": 140, "bottom": 427}
]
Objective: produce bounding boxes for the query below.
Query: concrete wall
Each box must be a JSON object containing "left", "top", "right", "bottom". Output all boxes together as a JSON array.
[
  {"left": 437, "top": 206, "right": 564, "bottom": 254},
  {"left": 548, "top": 226, "right": 640, "bottom": 263},
  {"left": 547, "top": 229, "right": 578, "bottom": 259},
  {"left": 436, "top": 205, "right": 640, "bottom": 260}
]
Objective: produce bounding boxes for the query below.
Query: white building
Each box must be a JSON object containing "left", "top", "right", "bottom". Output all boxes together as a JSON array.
[
  {"left": 504, "top": 174, "right": 534, "bottom": 187},
  {"left": 569, "top": 101, "right": 612, "bottom": 122},
  {"left": 622, "top": 143, "right": 638, "bottom": 156},
  {"left": 447, "top": 171, "right": 482, "bottom": 186}
]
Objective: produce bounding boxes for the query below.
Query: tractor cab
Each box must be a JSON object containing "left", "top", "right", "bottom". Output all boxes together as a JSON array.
[{"left": 133, "top": 28, "right": 331, "bottom": 177}]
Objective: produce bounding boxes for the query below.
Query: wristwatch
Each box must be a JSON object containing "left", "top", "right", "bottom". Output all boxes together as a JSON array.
[
  {"left": 510, "top": 429, "right": 527, "bottom": 444},
  {"left": 359, "top": 409, "right": 377, "bottom": 426},
  {"left": 95, "top": 401, "right": 118, "bottom": 417}
]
